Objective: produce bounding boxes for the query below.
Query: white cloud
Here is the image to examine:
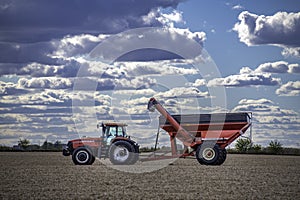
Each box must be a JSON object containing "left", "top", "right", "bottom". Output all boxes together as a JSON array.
[
  {"left": 276, "top": 81, "right": 300, "bottom": 96},
  {"left": 143, "top": 8, "right": 184, "bottom": 28},
  {"left": 96, "top": 76, "right": 157, "bottom": 90},
  {"left": 155, "top": 87, "right": 208, "bottom": 98},
  {"left": 232, "top": 98, "right": 300, "bottom": 146},
  {"left": 52, "top": 34, "right": 110, "bottom": 58},
  {"left": 282, "top": 47, "right": 300, "bottom": 58},
  {"left": 255, "top": 61, "right": 300, "bottom": 74},
  {"left": 0, "top": 81, "right": 25, "bottom": 95},
  {"left": 114, "top": 88, "right": 157, "bottom": 96},
  {"left": 208, "top": 67, "right": 281, "bottom": 87},
  {"left": 1, "top": 60, "right": 82, "bottom": 78},
  {"left": 157, "top": 9, "right": 184, "bottom": 27},
  {"left": 288, "top": 64, "right": 300, "bottom": 74},
  {"left": 84, "top": 59, "right": 200, "bottom": 82},
  {"left": 18, "top": 77, "right": 73, "bottom": 89},
  {"left": 233, "top": 11, "right": 300, "bottom": 57},
  {"left": 186, "top": 79, "right": 206, "bottom": 87},
  {"left": 0, "top": 0, "right": 186, "bottom": 43},
  {"left": 116, "top": 60, "right": 199, "bottom": 77},
  {"left": 232, "top": 4, "right": 244, "bottom": 10},
  {"left": 238, "top": 98, "right": 274, "bottom": 105},
  {"left": 170, "top": 27, "right": 206, "bottom": 44}
]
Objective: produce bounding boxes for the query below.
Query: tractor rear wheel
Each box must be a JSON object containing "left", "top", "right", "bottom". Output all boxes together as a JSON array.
[
  {"left": 196, "top": 143, "right": 223, "bottom": 165},
  {"left": 109, "top": 141, "right": 138, "bottom": 165},
  {"left": 72, "top": 147, "right": 95, "bottom": 165}
]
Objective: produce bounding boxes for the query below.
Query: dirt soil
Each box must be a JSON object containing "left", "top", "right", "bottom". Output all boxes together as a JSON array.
[{"left": 0, "top": 152, "right": 299, "bottom": 199}]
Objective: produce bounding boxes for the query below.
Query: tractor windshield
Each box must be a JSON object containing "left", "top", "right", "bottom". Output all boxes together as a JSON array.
[{"left": 105, "top": 126, "right": 127, "bottom": 144}]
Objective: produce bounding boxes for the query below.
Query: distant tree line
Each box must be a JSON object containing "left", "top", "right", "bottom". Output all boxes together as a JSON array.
[
  {"left": 228, "top": 138, "right": 300, "bottom": 155},
  {"left": 0, "top": 139, "right": 65, "bottom": 152}
]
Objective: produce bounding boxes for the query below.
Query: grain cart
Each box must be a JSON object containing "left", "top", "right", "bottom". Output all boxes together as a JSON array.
[
  {"left": 63, "top": 122, "right": 139, "bottom": 165},
  {"left": 147, "top": 97, "right": 252, "bottom": 165}
]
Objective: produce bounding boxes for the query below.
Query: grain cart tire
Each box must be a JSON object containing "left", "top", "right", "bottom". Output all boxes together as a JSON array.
[
  {"left": 72, "top": 147, "right": 95, "bottom": 165},
  {"left": 213, "top": 148, "right": 227, "bottom": 165},
  {"left": 109, "top": 141, "right": 137, "bottom": 165},
  {"left": 196, "top": 143, "right": 222, "bottom": 165}
]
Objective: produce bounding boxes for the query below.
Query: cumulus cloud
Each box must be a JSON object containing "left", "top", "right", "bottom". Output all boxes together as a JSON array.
[
  {"left": 0, "top": 55, "right": 83, "bottom": 78},
  {"left": 73, "top": 76, "right": 156, "bottom": 91},
  {"left": 97, "top": 76, "right": 157, "bottom": 90},
  {"left": 0, "top": 0, "right": 185, "bottom": 42},
  {"left": 0, "top": 0, "right": 211, "bottom": 146},
  {"left": 51, "top": 34, "right": 110, "bottom": 58},
  {"left": 232, "top": 4, "right": 244, "bottom": 10},
  {"left": 233, "top": 98, "right": 298, "bottom": 117},
  {"left": 232, "top": 98, "right": 300, "bottom": 146},
  {"left": 18, "top": 77, "right": 73, "bottom": 89},
  {"left": 0, "top": 1, "right": 198, "bottom": 71},
  {"left": 238, "top": 98, "right": 274, "bottom": 105},
  {"left": 116, "top": 60, "right": 199, "bottom": 76},
  {"left": 255, "top": 61, "right": 300, "bottom": 74},
  {"left": 89, "top": 27, "right": 206, "bottom": 62},
  {"left": 0, "top": 90, "right": 71, "bottom": 106},
  {"left": 0, "top": 89, "right": 111, "bottom": 110},
  {"left": 0, "top": 41, "right": 57, "bottom": 65},
  {"left": 114, "top": 88, "right": 157, "bottom": 96},
  {"left": 208, "top": 67, "right": 281, "bottom": 87},
  {"left": 186, "top": 79, "right": 207, "bottom": 87},
  {"left": 155, "top": 87, "right": 208, "bottom": 98},
  {"left": 288, "top": 64, "right": 300, "bottom": 73},
  {"left": 144, "top": 9, "right": 184, "bottom": 28},
  {"left": 276, "top": 81, "right": 300, "bottom": 96},
  {"left": 0, "top": 28, "right": 206, "bottom": 76},
  {"left": 233, "top": 11, "right": 300, "bottom": 57},
  {"left": 0, "top": 81, "right": 26, "bottom": 95}
]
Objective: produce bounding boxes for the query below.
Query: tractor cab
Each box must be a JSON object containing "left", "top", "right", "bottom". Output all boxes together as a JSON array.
[{"left": 99, "top": 122, "right": 128, "bottom": 144}]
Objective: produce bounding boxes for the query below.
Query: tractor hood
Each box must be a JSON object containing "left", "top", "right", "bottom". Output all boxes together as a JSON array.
[{"left": 69, "top": 137, "right": 102, "bottom": 143}]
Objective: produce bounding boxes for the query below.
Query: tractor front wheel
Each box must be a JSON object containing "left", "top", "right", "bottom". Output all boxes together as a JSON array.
[
  {"left": 196, "top": 143, "right": 224, "bottom": 165},
  {"left": 72, "top": 147, "right": 95, "bottom": 165}
]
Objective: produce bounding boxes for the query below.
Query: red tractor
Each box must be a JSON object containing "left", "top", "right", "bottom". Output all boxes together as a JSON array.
[{"left": 63, "top": 122, "right": 139, "bottom": 165}]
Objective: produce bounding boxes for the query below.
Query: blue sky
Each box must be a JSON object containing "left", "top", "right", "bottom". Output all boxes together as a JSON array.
[
  {"left": 178, "top": 0, "right": 300, "bottom": 109},
  {"left": 0, "top": 0, "right": 299, "bottom": 148}
]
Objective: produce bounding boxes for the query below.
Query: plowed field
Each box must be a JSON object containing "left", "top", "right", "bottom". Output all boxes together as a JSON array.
[{"left": 0, "top": 152, "right": 299, "bottom": 199}]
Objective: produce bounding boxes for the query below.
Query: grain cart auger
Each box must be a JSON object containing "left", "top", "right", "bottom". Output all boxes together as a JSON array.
[
  {"left": 147, "top": 97, "right": 252, "bottom": 165},
  {"left": 63, "top": 123, "right": 139, "bottom": 165}
]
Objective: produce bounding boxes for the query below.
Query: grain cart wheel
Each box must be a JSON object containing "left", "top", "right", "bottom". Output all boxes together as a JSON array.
[
  {"left": 109, "top": 141, "right": 137, "bottom": 165},
  {"left": 196, "top": 143, "right": 222, "bottom": 165},
  {"left": 213, "top": 148, "right": 227, "bottom": 165},
  {"left": 72, "top": 147, "right": 95, "bottom": 165}
]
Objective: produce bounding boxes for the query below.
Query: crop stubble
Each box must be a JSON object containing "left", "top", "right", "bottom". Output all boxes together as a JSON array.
[{"left": 0, "top": 152, "right": 299, "bottom": 199}]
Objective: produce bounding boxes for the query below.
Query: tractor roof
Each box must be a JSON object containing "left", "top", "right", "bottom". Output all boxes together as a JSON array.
[{"left": 104, "top": 122, "right": 127, "bottom": 127}]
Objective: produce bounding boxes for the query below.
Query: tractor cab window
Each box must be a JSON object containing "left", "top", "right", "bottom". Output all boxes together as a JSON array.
[
  {"left": 105, "top": 126, "right": 124, "bottom": 137},
  {"left": 105, "top": 126, "right": 127, "bottom": 144}
]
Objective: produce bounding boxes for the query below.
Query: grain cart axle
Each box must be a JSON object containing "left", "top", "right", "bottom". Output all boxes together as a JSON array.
[{"left": 146, "top": 97, "right": 252, "bottom": 165}]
